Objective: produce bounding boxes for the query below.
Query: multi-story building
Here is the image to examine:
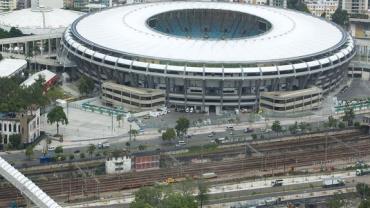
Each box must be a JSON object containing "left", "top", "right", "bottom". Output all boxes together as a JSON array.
[
  {"left": 105, "top": 156, "right": 132, "bottom": 174},
  {"left": 269, "top": 0, "right": 287, "bottom": 8},
  {"left": 0, "top": 0, "right": 17, "bottom": 11},
  {"left": 0, "top": 107, "right": 41, "bottom": 145},
  {"left": 305, "top": 0, "right": 338, "bottom": 19},
  {"left": 342, "top": 0, "right": 368, "bottom": 14},
  {"left": 17, "top": 0, "right": 31, "bottom": 9},
  {"left": 101, "top": 81, "right": 165, "bottom": 111},
  {"left": 73, "top": 0, "right": 88, "bottom": 9},
  {"left": 260, "top": 87, "right": 323, "bottom": 112}
]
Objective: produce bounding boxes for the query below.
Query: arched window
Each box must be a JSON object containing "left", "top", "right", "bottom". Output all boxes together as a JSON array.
[
  {"left": 8, "top": 124, "right": 11, "bottom": 132},
  {"left": 13, "top": 124, "right": 16, "bottom": 132}
]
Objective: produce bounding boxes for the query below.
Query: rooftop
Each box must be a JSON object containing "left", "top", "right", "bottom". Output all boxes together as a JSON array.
[
  {"left": 0, "top": 59, "right": 27, "bottom": 78},
  {"left": 73, "top": 2, "right": 346, "bottom": 63},
  {"left": 21, "top": 69, "right": 57, "bottom": 87},
  {"left": 261, "top": 87, "right": 322, "bottom": 99},
  {"left": 0, "top": 8, "right": 83, "bottom": 34}
]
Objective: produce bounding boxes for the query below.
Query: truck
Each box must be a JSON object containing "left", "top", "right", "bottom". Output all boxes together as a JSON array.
[
  {"left": 271, "top": 179, "right": 284, "bottom": 187},
  {"left": 356, "top": 168, "right": 370, "bottom": 176},
  {"left": 322, "top": 178, "right": 345, "bottom": 188},
  {"left": 202, "top": 172, "right": 217, "bottom": 179},
  {"left": 98, "top": 142, "right": 110, "bottom": 149}
]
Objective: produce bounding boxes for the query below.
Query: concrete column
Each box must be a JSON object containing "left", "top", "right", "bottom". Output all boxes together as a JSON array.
[
  {"left": 202, "top": 79, "right": 206, "bottom": 111},
  {"left": 48, "top": 39, "right": 52, "bottom": 57},
  {"left": 184, "top": 78, "right": 188, "bottom": 108}
]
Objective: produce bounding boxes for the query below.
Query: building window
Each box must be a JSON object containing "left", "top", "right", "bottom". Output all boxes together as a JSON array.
[
  {"left": 8, "top": 124, "right": 11, "bottom": 132},
  {"left": 0, "top": 122, "right": 2, "bottom": 131},
  {"left": 13, "top": 124, "right": 16, "bottom": 132},
  {"left": 4, "top": 124, "right": 6, "bottom": 132},
  {"left": 4, "top": 135, "right": 7, "bottom": 144},
  {"left": 18, "top": 125, "right": 20, "bottom": 133}
]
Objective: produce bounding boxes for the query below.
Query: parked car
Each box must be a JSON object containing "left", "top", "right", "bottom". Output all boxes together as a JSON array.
[{"left": 48, "top": 146, "right": 56, "bottom": 151}]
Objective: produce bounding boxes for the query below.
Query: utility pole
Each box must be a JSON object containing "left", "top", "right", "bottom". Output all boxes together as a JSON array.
[{"left": 129, "top": 124, "right": 132, "bottom": 143}]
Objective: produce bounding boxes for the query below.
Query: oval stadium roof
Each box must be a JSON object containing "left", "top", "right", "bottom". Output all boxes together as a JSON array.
[{"left": 72, "top": 2, "right": 346, "bottom": 63}]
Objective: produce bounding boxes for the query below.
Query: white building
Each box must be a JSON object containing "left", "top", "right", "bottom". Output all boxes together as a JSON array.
[
  {"left": 0, "top": 59, "right": 27, "bottom": 78},
  {"left": 342, "top": 0, "right": 368, "bottom": 14},
  {"left": 305, "top": 0, "right": 338, "bottom": 19},
  {"left": 0, "top": 0, "right": 17, "bottom": 11},
  {"left": 0, "top": 107, "right": 41, "bottom": 145},
  {"left": 105, "top": 156, "right": 132, "bottom": 174}
]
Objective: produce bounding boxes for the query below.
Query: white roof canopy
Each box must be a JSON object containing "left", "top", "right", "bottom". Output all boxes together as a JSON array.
[{"left": 74, "top": 2, "right": 346, "bottom": 63}]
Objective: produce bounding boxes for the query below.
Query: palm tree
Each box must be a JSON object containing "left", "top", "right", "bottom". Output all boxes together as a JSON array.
[{"left": 87, "top": 144, "right": 96, "bottom": 159}]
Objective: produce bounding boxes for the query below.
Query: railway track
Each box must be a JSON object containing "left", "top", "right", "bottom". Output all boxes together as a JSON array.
[{"left": 0, "top": 130, "right": 368, "bottom": 206}]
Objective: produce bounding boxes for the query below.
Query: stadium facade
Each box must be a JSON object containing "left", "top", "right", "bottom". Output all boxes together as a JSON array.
[{"left": 60, "top": 1, "right": 355, "bottom": 113}]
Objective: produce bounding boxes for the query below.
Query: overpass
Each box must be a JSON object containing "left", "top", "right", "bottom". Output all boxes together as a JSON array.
[
  {"left": 0, "top": 33, "right": 65, "bottom": 67},
  {"left": 0, "top": 156, "right": 62, "bottom": 208}
]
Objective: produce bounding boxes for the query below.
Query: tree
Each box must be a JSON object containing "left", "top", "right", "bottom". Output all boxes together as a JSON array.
[
  {"left": 8, "top": 27, "right": 23, "bottom": 38},
  {"left": 338, "top": 121, "right": 346, "bottom": 129},
  {"left": 69, "top": 154, "right": 75, "bottom": 160},
  {"left": 328, "top": 116, "right": 338, "bottom": 128},
  {"left": 25, "top": 146, "right": 34, "bottom": 160},
  {"left": 271, "top": 120, "right": 282, "bottom": 135},
  {"left": 175, "top": 117, "right": 190, "bottom": 136},
  {"left": 356, "top": 183, "right": 370, "bottom": 200},
  {"left": 131, "top": 186, "right": 162, "bottom": 207},
  {"left": 77, "top": 75, "right": 95, "bottom": 96},
  {"left": 359, "top": 200, "right": 370, "bottom": 208},
  {"left": 47, "top": 106, "right": 68, "bottom": 135},
  {"left": 130, "top": 129, "right": 139, "bottom": 140},
  {"left": 130, "top": 185, "right": 197, "bottom": 208},
  {"left": 116, "top": 114, "right": 123, "bottom": 127},
  {"left": 251, "top": 133, "right": 257, "bottom": 140},
  {"left": 289, "top": 122, "right": 298, "bottom": 134},
  {"left": 332, "top": 8, "right": 349, "bottom": 27},
  {"left": 321, "top": 12, "right": 327, "bottom": 18},
  {"left": 87, "top": 144, "right": 96, "bottom": 158},
  {"left": 55, "top": 146, "right": 63, "bottom": 154},
  {"left": 287, "top": 0, "right": 310, "bottom": 13},
  {"left": 162, "top": 128, "right": 176, "bottom": 142},
  {"left": 0, "top": 53, "right": 3, "bottom": 61},
  {"left": 79, "top": 152, "right": 85, "bottom": 159},
  {"left": 299, "top": 122, "right": 309, "bottom": 132},
  {"left": 197, "top": 180, "right": 209, "bottom": 208},
  {"left": 9, "top": 134, "right": 22, "bottom": 149},
  {"left": 327, "top": 193, "right": 345, "bottom": 208},
  {"left": 342, "top": 106, "right": 355, "bottom": 126},
  {"left": 138, "top": 144, "right": 146, "bottom": 151}
]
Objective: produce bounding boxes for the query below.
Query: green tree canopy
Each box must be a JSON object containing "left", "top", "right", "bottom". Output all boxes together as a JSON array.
[
  {"left": 55, "top": 146, "right": 63, "bottom": 154},
  {"left": 130, "top": 185, "right": 197, "bottom": 208},
  {"left": 287, "top": 0, "right": 310, "bottom": 13},
  {"left": 271, "top": 120, "right": 282, "bottom": 135},
  {"left": 78, "top": 75, "right": 95, "bottom": 96},
  {"left": 87, "top": 144, "right": 96, "bottom": 158},
  {"left": 332, "top": 8, "right": 349, "bottom": 27},
  {"left": 47, "top": 106, "right": 68, "bottom": 135},
  {"left": 9, "top": 134, "right": 22, "bottom": 149},
  {"left": 25, "top": 146, "right": 34, "bottom": 160},
  {"left": 342, "top": 106, "right": 355, "bottom": 126},
  {"left": 0, "top": 76, "right": 50, "bottom": 112},
  {"left": 162, "top": 128, "right": 176, "bottom": 141},
  {"left": 0, "top": 27, "right": 24, "bottom": 39},
  {"left": 175, "top": 117, "right": 190, "bottom": 136}
]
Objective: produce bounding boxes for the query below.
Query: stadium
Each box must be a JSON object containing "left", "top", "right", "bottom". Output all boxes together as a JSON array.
[{"left": 60, "top": 1, "right": 355, "bottom": 113}]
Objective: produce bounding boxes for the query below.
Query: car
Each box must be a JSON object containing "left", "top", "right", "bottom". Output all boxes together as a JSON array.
[
  {"left": 243, "top": 128, "right": 254, "bottom": 133},
  {"left": 48, "top": 146, "right": 56, "bottom": 151},
  {"left": 226, "top": 126, "right": 234, "bottom": 130},
  {"left": 185, "top": 134, "right": 192, "bottom": 139},
  {"left": 208, "top": 134, "right": 214, "bottom": 137},
  {"left": 176, "top": 140, "right": 186, "bottom": 147},
  {"left": 74, "top": 150, "right": 80, "bottom": 154},
  {"left": 229, "top": 131, "right": 233, "bottom": 135}
]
